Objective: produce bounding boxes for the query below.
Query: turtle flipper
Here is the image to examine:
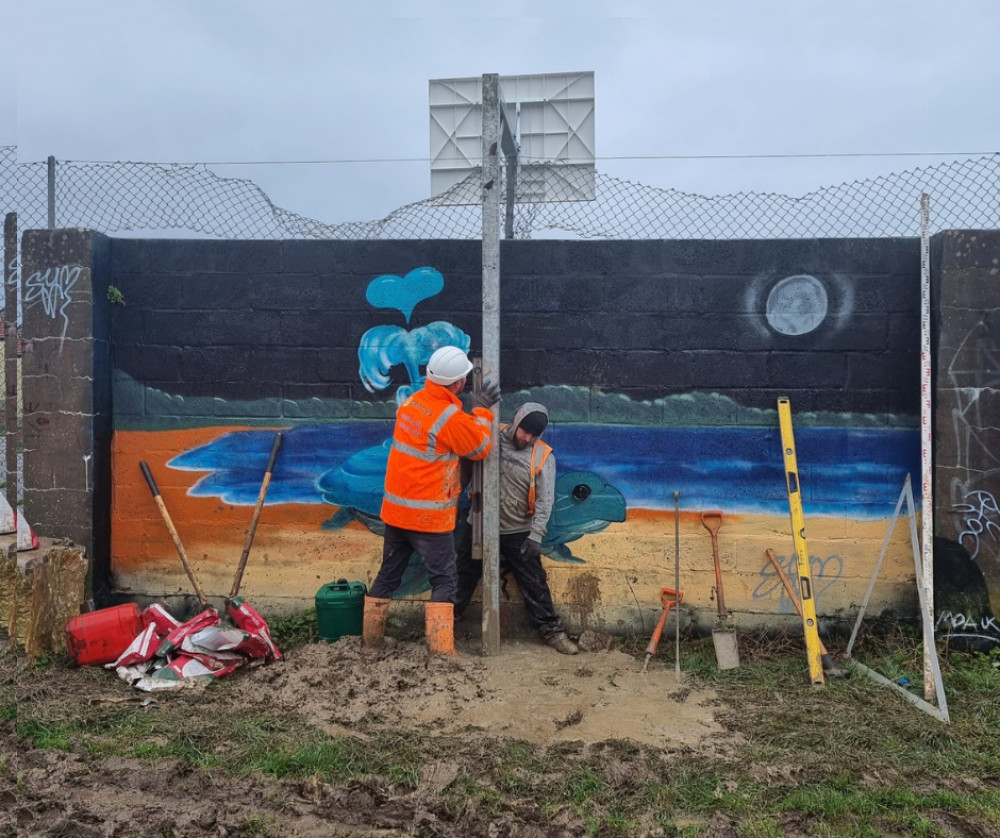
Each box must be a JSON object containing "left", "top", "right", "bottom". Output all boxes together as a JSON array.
[{"left": 543, "top": 544, "right": 587, "bottom": 565}]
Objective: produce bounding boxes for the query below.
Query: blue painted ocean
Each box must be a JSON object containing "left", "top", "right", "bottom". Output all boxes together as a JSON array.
[{"left": 169, "top": 423, "right": 920, "bottom": 520}]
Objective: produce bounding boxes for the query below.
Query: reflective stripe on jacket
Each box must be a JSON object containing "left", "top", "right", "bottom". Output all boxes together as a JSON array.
[{"left": 381, "top": 381, "right": 493, "bottom": 533}]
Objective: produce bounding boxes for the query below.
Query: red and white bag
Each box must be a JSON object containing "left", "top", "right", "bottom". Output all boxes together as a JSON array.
[{"left": 107, "top": 624, "right": 162, "bottom": 669}]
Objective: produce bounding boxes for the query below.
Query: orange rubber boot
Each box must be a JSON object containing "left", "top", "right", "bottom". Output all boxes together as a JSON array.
[
  {"left": 362, "top": 595, "right": 391, "bottom": 649},
  {"left": 425, "top": 601, "right": 457, "bottom": 656}
]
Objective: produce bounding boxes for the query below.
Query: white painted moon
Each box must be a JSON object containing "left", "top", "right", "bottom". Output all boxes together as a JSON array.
[{"left": 766, "top": 275, "right": 828, "bottom": 336}]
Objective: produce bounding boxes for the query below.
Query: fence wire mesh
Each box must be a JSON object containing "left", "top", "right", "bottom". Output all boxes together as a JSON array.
[
  {"left": 1, "top": 144, "right": 997, "bottom": 543},
  {"left": 2, "top": 145, "right": 998, "bottom": 245}
]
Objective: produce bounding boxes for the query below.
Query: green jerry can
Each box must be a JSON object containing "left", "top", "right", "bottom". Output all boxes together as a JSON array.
[{"left": 315, "top": 579, "right": 368, "bottom": 642}]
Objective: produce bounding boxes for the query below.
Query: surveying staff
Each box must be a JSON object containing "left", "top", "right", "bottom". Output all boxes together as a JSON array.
[
  {"left": 455, "top": 402, "right": 579, "bottom": 655},
  {"left": 363, "top": 345, "right": 501, "bottom": 656}
]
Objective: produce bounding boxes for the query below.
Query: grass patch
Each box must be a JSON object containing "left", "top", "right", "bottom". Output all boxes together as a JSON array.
[{"left": 268, "top": 608, "right": 321, "bottom": 651}]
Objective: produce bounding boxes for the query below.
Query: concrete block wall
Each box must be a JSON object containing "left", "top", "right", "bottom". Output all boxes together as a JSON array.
[
  {"left": 20, "top": 229, "right": 996, "bottom": 649},
  {"left": 20, "top": 229, "right": 112, "bottom": 596},
  {"left": 932, "top": 230, "right": 1000, "bottom": 646}
]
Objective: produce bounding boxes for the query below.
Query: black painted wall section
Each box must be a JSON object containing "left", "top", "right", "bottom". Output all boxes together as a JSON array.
[
  {"left": 931, "top": 229, "right": 1000, "bottom": 645},
  {"left": 108, "top": 238, "right": 921, "bottom": 421}
]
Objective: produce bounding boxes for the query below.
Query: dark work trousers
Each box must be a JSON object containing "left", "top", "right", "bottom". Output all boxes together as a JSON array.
[
  {"left": 454, "top": 526, "right": 566, "bottom": 637},
  {"left": 371, "top": 524, "right": 458, "bottom": 603}
]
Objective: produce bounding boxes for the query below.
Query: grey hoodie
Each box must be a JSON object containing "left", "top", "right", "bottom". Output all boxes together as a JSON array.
[{"left": 498, "top": 402, "right": 555, "bottom": 541}]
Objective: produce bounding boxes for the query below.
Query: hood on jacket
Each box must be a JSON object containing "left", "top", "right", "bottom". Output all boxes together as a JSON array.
[{"left": 507, "top": 402, "right": 549, "bottom": 439}]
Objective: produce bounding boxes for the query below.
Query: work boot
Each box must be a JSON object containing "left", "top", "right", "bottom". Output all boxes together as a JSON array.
[
  {"left": 362, "top": 595, "right": 391, "bottom": 650},
  {"left": 425, "top": 601, "right": 458, "bottom": 656},
  {"left": 545, "top": 631, "right": 579, "bottom": 655}
]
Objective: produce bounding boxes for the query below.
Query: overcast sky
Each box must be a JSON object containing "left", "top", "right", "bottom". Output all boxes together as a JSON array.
[{"left": 4, "top": 0, "right": 998, "bottom": 227}]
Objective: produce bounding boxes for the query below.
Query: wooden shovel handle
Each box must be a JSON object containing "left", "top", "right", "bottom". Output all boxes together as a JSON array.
[
  {"left": 765, "top": 548, "right": 830, "bottom": 657},
  {"left": 228, "top": 432, "right": 283, "bottom": 603},
  {"left": 140, "top": 461, "right": 207, "bottom": 608}
]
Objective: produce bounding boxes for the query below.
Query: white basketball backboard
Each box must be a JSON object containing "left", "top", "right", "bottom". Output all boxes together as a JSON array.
[{"left": 429, "top": 71, "right": 595, "bottom": 204}]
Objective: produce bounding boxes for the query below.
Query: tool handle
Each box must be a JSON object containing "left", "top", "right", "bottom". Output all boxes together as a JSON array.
[
  {"left": 139, "top": 461, "right": 207, "bottom": 607},
  {"left": 645, "top": 588, "right": 684, "bottom": 657},
  {"left": 765, "top": 548, "right": 829, "bottom": 656},
  {"left": 140, "top": 460, "right": 159, "bottom": 497},
  {"left": 703, "top": 510, "right": 727, "bottom": 622},
  {"left": 228, "top": 432, "right": 283, "bottom": 603},
  {"left": 700, "top": 509, "right": 724, "bottom": 535}
]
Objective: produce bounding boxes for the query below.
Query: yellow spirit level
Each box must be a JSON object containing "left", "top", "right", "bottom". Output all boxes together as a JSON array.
[{"left": 777, "top": 397, "right": 825, "bottom": 686}]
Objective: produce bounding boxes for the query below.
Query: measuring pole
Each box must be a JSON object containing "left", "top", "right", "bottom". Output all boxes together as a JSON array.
[
  {"left": 919, "top": 193, "right": 934, "bottom": 700},
  {"left": 480, "top": 73, "right": 502, "bottom": 655},
  {"left": 777, "top": 397, "right": 825, "bottom": 686}
]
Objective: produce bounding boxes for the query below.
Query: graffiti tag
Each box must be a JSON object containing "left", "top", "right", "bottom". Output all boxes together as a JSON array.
[
  {"left": 952, "top": 490, "right": 1000, "bottom": 562},
  {"left": 23, "top": 264, "right": 82, "bottom": 342},
  {"left": 935, "top": 610, "right": 999, "bottom": 637}
]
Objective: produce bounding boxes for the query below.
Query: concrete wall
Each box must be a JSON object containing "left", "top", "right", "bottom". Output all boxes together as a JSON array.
[
  {"left": 20, "top": 229, "right": 112, "bottom": 598},
  {"left": 18, "top": 231, "right": 996, "bottom": 648},
  {"left": 932, "top": 230, "right": 1000, "bottom": 649}
]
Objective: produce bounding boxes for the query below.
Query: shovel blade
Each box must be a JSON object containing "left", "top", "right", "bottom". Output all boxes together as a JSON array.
[{"left": 712, "top": 628, "right": 740, "bottom": 670}]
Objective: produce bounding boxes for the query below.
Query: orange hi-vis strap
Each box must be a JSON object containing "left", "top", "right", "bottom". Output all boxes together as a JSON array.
[
  {"left": 526, "top": 440, "right": 552, "bottom": 515},
  {"left": 501, "top": 424, "right": 552, "bottom": 515}
]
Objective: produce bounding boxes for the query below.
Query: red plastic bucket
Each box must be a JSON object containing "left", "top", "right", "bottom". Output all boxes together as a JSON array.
[{"left": 64, "top": 603, "right": 143, "bottom": 667}]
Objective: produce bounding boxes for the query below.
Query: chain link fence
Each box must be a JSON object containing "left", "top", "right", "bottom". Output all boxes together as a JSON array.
[
  {"left": 3, "top": 145, "right": 999, "bottom": 244},
  {"left": 1, "top": 143, "right": 997, "bottom": 545}
]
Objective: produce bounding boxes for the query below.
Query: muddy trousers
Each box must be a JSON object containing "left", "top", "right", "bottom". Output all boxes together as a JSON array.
[
  {"left": 370, "top": 524, "right": 458, "bottom": 603},
  {"left": 454, "top": 528, "right": 566, "bottom": 638}
]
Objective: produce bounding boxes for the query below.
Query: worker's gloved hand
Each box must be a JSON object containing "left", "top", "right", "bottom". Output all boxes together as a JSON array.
[
  {"left": 519, "top": 537, "right": 542, "bottom": 562},
  {"left": 473, "top": 380, "right": 501, "bottom": 410}
]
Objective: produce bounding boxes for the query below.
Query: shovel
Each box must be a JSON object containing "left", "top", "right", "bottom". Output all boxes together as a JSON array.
[
  {"left": 702, "top": 510, "right": 739, "bottom": 670},
  {"left": 641, "top": 586, "right": 684, "bottom": 673},
  {"left": 141, "top": 461, "right": 208, "bottom": 608},
  {"left": 140, "top": 431, "right": 283, "bottom": 610},
  {"left": 227, "top": 431, "right": 283, "bottom": 604}
]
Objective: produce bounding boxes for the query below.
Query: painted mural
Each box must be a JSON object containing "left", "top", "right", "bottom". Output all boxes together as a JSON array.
[{"left": 108, "top": 255, "right": 933, "bottom": 639}]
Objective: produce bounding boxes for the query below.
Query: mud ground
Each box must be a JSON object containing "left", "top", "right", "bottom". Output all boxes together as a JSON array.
[
  {"left": 6, "top": 628, "right": 735, "bottom": 837},
  {"left": 5, "top": 629, "right": 996, "bottom": 838}
]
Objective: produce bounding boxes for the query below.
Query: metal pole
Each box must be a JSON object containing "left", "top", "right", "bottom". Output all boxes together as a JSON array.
[
  {"left": 480, "top": 73, "right": 502, "bottom": 655},
  {"left": 674, "top": 490, "right": 681, "bottom": 677},
  {"left": 505, "top": 156, "right": 516, "bottom": 240},
  {"left": 47, "top": 156, "right": 56, "bottom": 229},
  {"left": 919, "top": 193, "right": 934, "bottom": 701},
  {"left": 3, "top": 213, "right": 17, "bottom": 525}
]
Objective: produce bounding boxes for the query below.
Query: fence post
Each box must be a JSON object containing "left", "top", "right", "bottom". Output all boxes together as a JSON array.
[
  {"left": 481, "top": 73, "right": 502, "bottom": 655},
  {"left": 47, "top": 156, "right": 56, "bottom": 229},
  {"left": 3, "top": 213, "right": 16, "bottom": 522}
]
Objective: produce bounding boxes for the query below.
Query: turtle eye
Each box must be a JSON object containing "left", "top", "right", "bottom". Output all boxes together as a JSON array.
[{"left": 572, "top": 484, "right": 591, "bottom": 502}]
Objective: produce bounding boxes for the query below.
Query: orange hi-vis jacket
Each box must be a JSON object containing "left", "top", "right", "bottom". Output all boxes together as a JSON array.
[{"left": 380, "top": 381, "right": 494, "bottom": 533}]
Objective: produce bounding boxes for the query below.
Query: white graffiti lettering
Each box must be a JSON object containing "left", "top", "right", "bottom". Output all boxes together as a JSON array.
[
  {"left": 22, "top": 264, "right": 81, "bottom": 342},
  {"left": 952, "top": 490, "right": 1000, "bottom": 562},
  {"left": 935, "top": 610, "right": 1000, "bottom": 635}
]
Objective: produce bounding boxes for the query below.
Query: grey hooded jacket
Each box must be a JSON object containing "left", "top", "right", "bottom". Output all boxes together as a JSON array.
[{"left": 498, "top": 402, "right": 555, "bottom": 542}]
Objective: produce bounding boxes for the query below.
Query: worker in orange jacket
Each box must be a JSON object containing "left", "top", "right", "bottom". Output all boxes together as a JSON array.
[{"left": 363, "top": 345, "right": 500, "bottom": 655}]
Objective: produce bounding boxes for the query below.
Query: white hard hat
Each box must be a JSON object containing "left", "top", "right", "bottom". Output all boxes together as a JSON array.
[{"left": 426, "top": 346, "right": 473, "bottom": 385}]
